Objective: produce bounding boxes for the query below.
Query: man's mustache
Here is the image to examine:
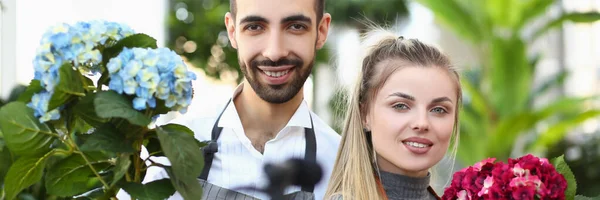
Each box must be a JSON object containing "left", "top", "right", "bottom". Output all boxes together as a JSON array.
[{"left": 251, "top": 58, "right": 303, "bottom": 67}]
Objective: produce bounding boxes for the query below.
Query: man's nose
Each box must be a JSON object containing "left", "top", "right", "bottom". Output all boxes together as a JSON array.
[{"left": 262, "top": 30, "right": 289, "bottom": 62}]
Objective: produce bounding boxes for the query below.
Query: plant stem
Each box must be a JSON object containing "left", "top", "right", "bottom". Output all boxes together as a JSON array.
[
  {"left": 72, "top": 141, "right": 110, "bottom": 189},
  {"left": 147, "top": 159, "right": 167, "bottom": 168},
  {"left": 134, "top": 152, "right": 141, "bottom": 182},
  {"left": 146, "top": 151, "right": 163, "bottom": 158},
  {"left": 133, "top": 138, "right": 143, "bottom": 183},
  {"left": 125, "top": 170, "right": 132, "bottom": 182}
]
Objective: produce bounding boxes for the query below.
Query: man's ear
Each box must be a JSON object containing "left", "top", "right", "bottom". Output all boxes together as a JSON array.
[
  {"left": 315, "top": 13, "right": 331, "bottom": 49},
  {"left": 225, "top": 12, "right": 238, "bottom": 49}
]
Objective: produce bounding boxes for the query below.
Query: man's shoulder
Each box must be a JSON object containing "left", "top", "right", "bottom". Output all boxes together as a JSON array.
[
  {"left": 309, "top": 111, "right": 341, "bottom": 154},
  {"left": 310, "top": 111, "right": 340, "bottom": 139}
]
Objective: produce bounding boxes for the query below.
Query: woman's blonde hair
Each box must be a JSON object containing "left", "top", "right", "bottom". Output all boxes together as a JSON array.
[{"left": 324, "top": 28, "right": 463, "bottom": 200}]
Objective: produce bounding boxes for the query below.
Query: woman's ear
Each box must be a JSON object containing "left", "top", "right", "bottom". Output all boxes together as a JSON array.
[
  {"left": 360, "top": 102, "right": 371, "bottom": 131},
  {"left": 363, "top": 114, "right": 371, "bottom": 132}
]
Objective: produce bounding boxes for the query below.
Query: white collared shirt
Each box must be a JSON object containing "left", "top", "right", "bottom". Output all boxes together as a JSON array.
[{"left": 139, "top": 85, "right": 341, "bottom": 200}]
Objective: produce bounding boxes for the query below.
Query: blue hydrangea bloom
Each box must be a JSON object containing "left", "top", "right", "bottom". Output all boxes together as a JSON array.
[
  {"left": 106, "top": 47, "right": 196, "bottom": 113},
  {"left": 28, "top": 20, "right": 135, "bottom": 122},
  {"left": 28, "top": 91, "right": 61, "bottom": 122}
]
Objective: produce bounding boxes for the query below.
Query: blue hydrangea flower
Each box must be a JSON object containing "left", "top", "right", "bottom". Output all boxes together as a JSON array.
[
  {"left": 106, "top": 47, "right": 196, "bottom": 113},
  {"left": 28, "top": 20, "right": 136, "bottom": 122},
  {"left": 28, "top": 91, "right": 61, "bottom": 122}
]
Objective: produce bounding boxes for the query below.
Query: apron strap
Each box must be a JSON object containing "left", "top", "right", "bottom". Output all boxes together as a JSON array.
[
  {"left": 302, "top": 114, "right": 317, "bottom": 193},
  {"left": 199, "top": 99, "right": 231, "bottom": 180}
]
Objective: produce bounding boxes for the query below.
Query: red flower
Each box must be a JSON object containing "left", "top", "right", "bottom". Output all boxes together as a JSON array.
[
  {"left": 461, "top": 169, "right": 481, "bottom": 193},
  {"left": 473, "top": 158, "right": 496, "bottom": 171},
  {"left": 487, "top": 185, "right": 508, "bottom": 200},
  {"left": 511, "top": 185, "right": 536, "bottom": 199},
  {"left": 442, "top": 186, "right": 460, "bottom": 200},
  {"left": 451, "top": 170, "right": 467, "bottom": 188},
  {"left": 543, "top": 173, "right": 567, "bottom": 199},
  {"left": 444, "top": 154, "right": 568, "bottom": 200},
  {"left": 491, "top": 162, "right": 512, "bottom": 186}
]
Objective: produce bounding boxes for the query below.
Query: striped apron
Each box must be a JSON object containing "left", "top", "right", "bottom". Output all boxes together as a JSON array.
[{"left": 198, "top": 99, "right": 317, "bottom": 200}]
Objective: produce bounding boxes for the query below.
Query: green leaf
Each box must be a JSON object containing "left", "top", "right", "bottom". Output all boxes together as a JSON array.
[
  {"left": 532, "top": 110, "right": 600, "bottom": 150},
  {"left": 156, "top": 124, "right": 202, "bottom": 178},
  {"left": 533, "top": 12, "right": 600, "bottom": 41},
  {"left": 514, "top": 0, "right": 555, "bottom": 31},
  {"left": 489, "top": 37, "right": 531, "bottom": 117},
  {"left": 3, "top": 151, "right": 55, "bottom": 200},
  {"left": 102, "top": 33, "right": 158, "bottom": 65},
  {"left": 485, "top": 0, "right": 521, "bottom": 28},
  {"left": 552, "top": 155, "right": 577, "bottom": 200},
  {"left": 144, "top": 135, "right": 165, "bottom": 157},
  {"left": 164, "top": 166, "right": 203, "bottom": 200},
  {"left": 79, "top": 123, "right": 134, "bottom": 153},
  {"left": 49, "top": 63, "right": 86, "bottom": 111},
  {"left": 0, "top": 102, "right": 57, "bottom": 156},
  {"left": 414, "top": 0, "right": 483, "bottom": 43},
  {"left": 461, "top": 77, "right": 492, "bottom": 121},
  {"left": 45, "top": 153, "right": 111, "bottom": 197},
  {"left": 81, "top": 75, "right": 95, "bottom": 90},
  {"left": 111, "top": 153, "right": 132, "bottom": 186},
  {"left": 0, "top": 140, "right": 14, "bottom": 187},
  {"left": 156, "top": 124, "right": 203, "bottom": 199},
  {"left": 120, "top": 178, "right": 176, "bottom": 200},
  {"left": 94, "top": 90, "right": 151, "bottom": 127},
  {"left": 73, "top": 93, "right": 107, "bottom": 128},
  {"left": 535, "top": 96, "right": 597, "bottom": 120},
  {"left": 71, "top": 116, "right": 94, "bottom": 136},
  {"left": 17, "top": 80, "right": 43, "bottom": 103}
]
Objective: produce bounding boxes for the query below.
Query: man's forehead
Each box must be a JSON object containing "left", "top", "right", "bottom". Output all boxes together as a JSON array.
[{"left": 235, "top": 0, "right": 317, "bottom": 22}]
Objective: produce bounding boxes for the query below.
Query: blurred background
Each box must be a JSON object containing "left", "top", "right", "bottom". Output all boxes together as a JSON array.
[{"left": 1, "top": 0, "right": 599, "bottom": 197}]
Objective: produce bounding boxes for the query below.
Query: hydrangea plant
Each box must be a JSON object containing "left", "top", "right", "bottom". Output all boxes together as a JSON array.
[{"left": 0, "top": 20, "right": 204, "bottom": 200}]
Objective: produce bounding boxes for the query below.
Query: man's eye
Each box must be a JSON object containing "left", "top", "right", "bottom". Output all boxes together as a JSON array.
[
  {"left": 245, "top": 24, "right": 263, "bottom": 31},
  {"left": 289, "top": 24, "right": 306, "bottom": 30}
]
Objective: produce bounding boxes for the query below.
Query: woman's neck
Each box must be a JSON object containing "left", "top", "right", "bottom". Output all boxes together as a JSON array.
[{"left": 377, "top": 169, "right": 433, "bottom": 200}]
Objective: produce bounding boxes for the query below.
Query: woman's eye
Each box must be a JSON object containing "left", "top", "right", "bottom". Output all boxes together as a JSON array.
[
  {"left": 431, "top": 107, "right": 447, "bottom": 114},
  {"left": 393, "top": 104, "right": 409, "bottom": 110}
]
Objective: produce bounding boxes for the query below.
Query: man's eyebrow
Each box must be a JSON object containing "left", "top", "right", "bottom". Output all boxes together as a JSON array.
[
  {"left": 240, "top": 15, "right": 269, "bottom": 24},
  {"left": 281, "top": 14, "right": 312, "bottom": 24}
]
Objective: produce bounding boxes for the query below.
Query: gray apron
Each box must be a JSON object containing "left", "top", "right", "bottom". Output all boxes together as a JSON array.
[{"left": 198, "top": 99, "right": 317, "bottom": 200}]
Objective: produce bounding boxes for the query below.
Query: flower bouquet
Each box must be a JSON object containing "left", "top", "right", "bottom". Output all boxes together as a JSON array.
[
  {"left": 0, "top": 20, "right": 204, "bottom": 200},
  {"left": 442, "top": 154, "right": 597, "bottom": 200}
]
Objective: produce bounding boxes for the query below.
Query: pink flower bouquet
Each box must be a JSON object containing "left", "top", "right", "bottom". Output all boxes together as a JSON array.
[{"left": 441, "top": 154, "right": 587, "bottom": 200}]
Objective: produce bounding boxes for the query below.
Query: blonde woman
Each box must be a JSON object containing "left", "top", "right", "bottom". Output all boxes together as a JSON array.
[{"left": 325, "top": 29, "right": 462, "bottom": 200}]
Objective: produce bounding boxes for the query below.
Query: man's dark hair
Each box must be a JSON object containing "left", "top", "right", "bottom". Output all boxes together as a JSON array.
[{"left": 230, "top": 0, "right": 325, "bottom": 23}]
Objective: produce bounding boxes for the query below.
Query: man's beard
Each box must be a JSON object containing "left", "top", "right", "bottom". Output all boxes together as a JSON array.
[{"left": 239, "top": 55, "right": 313, "bottom": 104}]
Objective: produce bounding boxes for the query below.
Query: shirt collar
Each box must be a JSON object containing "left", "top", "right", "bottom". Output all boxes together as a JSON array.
[{"left": 217, "top": 83, "right": 313, "bottom": 129}]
